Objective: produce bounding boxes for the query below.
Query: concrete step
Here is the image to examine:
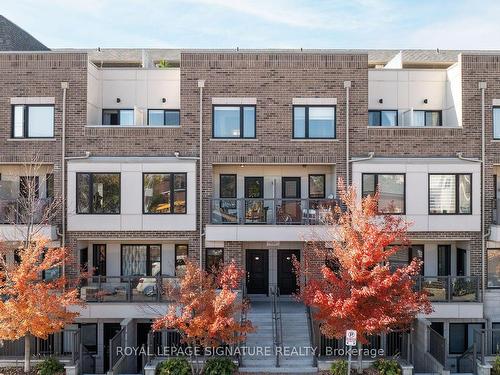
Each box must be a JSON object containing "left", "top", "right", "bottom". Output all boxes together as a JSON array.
[{"left": 239, "top": 366, "right": 317, "bottom": 374}]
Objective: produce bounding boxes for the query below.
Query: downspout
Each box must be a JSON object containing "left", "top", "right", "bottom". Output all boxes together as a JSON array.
[
  {"left": 198, "top": 80, "right": 205, "bottom": 270},
  {"left": 60, "top": 82, "right": 68, "bottom": 278},
  {"left": 344, "top": 81, "right": 352, "bottom": 184},
  {"left": 479, "top": 81, "right": 487, "bottom": 299}
]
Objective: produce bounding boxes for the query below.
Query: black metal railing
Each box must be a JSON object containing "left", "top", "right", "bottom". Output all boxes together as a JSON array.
[
  {"left": 210, "top": 198, "right": 340, "bottom": 225},
  {"left": 109, "top": 327, "right": 126, "bottom": 371},
  {"left": 414, "top": 275, "right": 480, "bottom": 302},
  {"left": 0, "top": 198, "right": 53, "bottom": 224},
  {"left": 270, "top": 285, "right": 283, "bottom": 367},
  {"left": 80, "top": 275, "right": 178, "bottom": 303},
  {"left": 428, "top": 327, "right": 446, "bottom": 366},
  {"left": 0, "top": 330, "right": 78, "bottom": 359}
]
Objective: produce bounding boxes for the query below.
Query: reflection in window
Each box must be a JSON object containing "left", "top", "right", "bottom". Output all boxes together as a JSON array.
[
  {"left": 175, "top": 244, "right": 188, "bottom": 276},
  {"left": 102, "top": 109, "right": 134, "bottom": 126},
  {"left": 429, "top": 174, "right": 471, "bottom": 214},
  {"left": 368, "top": 110, "right": 398, "bottom": 126},
  {"left": 143, "top": 173, "right": 186, "bottom": 214},
  {"left": 77, "top": 173, "right": 120, "bottom": 214},
  {"left": 488, "top": 249, "right": 500, "bottom": 288},
  {"left": 148, "top": 109, "right": 180, "bottom": 126},
  {"left": 121, "top": 245, "right": 161, "bottom": 276},
  {"left": 309, "top": 175, "right": 325, "bottom": 199},
  {"left": 213, "top": 106, "right": 255, "bottom": 138},
  {"left": 206, "top": 248, "right": 224, "bottom": 273},
  {"left": 362, "top": 174, "right": 405, "bottom": 214},
  {"left": 294, "top": 106, "right": 335, "bottom": 139},
  {"left": 12, "top": 105, "right": 54, "bottom": 138}
]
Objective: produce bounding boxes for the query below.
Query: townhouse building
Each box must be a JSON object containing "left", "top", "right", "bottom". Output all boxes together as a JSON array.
[{"left": 0, "top": 19, "right": 499, "bottom": 374}]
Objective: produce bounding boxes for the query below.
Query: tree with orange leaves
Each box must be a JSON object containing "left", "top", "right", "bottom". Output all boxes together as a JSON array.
[
  {"left": 152, "top": 260, "right": 254, "bottom": 374},
  {"left": 0, "top": 241, "right": 82, "bottom": 372},
  {"left": 296, "top": 181, "right": 431, "bottom": 371}
]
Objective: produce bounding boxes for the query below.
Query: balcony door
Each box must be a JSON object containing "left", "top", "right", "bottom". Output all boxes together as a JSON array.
[
  {"left": 244, "top": 177, "right": 264, "bottom": 223},
  {"left": 438, "top": 245, "right": 451, "bottom": 276},
  {"left": 20, "top": 176, "right": 39, "bottom": 199},
  {"left": 457, "top": 248, "right": 466, "bottom": 276},
  {"left": 280, "top": 177, "right": 301, "bottom": 224}
]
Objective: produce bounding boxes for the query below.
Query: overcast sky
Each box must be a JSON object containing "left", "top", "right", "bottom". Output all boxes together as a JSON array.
[{"left": 2, "top": 0, "right": 500, "bottom": 49}]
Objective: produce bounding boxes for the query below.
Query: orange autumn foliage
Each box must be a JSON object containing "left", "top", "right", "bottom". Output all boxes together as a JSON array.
[
  {"left": 0, "top": 240, "right": 81, "bottom": 341},
  {"left": 296, "top": 181, "right": 432, "bottom": 344},
  {"left": 152, "top": 260, "right": 254, "bottom": 348}
]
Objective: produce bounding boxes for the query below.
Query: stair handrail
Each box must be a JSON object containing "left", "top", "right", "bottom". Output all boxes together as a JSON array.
[
  {"left": 270, "top": 285, "right": 282, "bottom": 367},
  {"left": 306, "top": 305, "right": 318, "bottom": 367},
  {"left": 237, "top": 282, "right": 248, "bottom": 367},
  {"left": 457, "top": 343, "right": 475, "bottom": 373}
]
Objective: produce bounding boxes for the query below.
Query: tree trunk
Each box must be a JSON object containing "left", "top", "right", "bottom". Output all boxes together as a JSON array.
[
  {"left": 357, "top": 341, "right": 362, "bottom": 374},
  {"left": 24, "top": 335, "right": 31, "bottom": 373}
]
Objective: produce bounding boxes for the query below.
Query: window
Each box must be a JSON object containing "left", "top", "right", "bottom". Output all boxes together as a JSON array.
[
  {"left": 488, "top": 248, "right": 500, "bottom": 288},
  {"left": 121, "top": 245, "right": 161, "bottom": 276},
  {"left": 437, "top": 245, "right": 451, "bottom": 276},
  {"left": 80, "top": 323, "right": 98, "bottom": 354},
  {"left": 12, "top": 105, "right": 54, "bottom": 138},
  {"left": 213, "top": 106, "right": 255, "bottom": 138},
  {"left": 494, "top": 107, "right": 500, "bottom": 139},
  {"left": 102, "top": 109, "right": 134, "bottom": 126},
  {"left": 46, "top": 174, "right": 54, "bottom": 199},
  {"left": 143, "top": 173, "right": 187, "bottom": 214},
  {"left": 92, "top": 244, "right": 106, "bottom": 276},
  {"left": 76, "top": 173, "right": 121, "bottom": 214},
  {"left": 20, "top": 176, "right": 39, "bottom": 199},
  {"left": 409, "top": 245, "right": 424, "bottom": 275},
  {"left": 220, "top": 174, "right": 237, "bottom": 199},
  {"left": 206, "top": 248, "right": 224, "bottom": 273},
  {"left": 493, "top": 323, "right": 500, "bottom": 353},
  {"left": 368, "top": 110, "right": 398, "bottom": 126},
  {"left": 429, "top": 174, "right": 471, "bottom": 214},
  {"left": 449, "top": 323, "right": 484, "bottom": 354},
  {"left": 42, "top": 248, "right": 60, "bottom": 281},
  {"left": 413, "top": 110, "right": 442, "bottom": 127},
  {"left": 293, "top": 106, "right": 336, "bottom": 139},
  {"left": 309, "top": 174, "right": 325, "bottom": 199},
  {"left": 362, "top": 174, "right": 405, "bottom": 214},
  {"left": 175, "top": 244, "right": 188, "bottom": 276},
  {"left": 148, "top": 109, "right": 180, "bottom": 126}
]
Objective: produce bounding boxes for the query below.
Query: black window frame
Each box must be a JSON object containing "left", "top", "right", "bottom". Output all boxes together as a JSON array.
[
  {"left": 120, "top": 244, "right": 162, "bottom": 277},
  {"left": 212, "top": 105, "right": 257, "bottom": 139},
  {"left": 92, "top": 244, "right": 107, "bottom": 276},
  {"left": 101, "top": 108, "right": 134, "bottom": 126},
  {"left": 76, "top": 172, "right": 121, "bottom": 215},
  {"left": 147, "top": 109, "right": 181, "bottom": 126},
  {"left": 46, "top": 173, "right": 54, "bottom": 199},
  {"left": 205, "top": 248, "right": 224, "bottom": 273},
  {"left": 361, "top": 173, "right": 406, "bottom": 215},
  {"left": 368, "top": 110, "right": 399, "bottom": 126},
  {"left": 292, "top": 105, "right": 336, "bottom": 139},
  {"left": 494, "top": 107, "right": 500, "bottom": 139},
  {"left": 308, "top": 174, "right": 326, "bottom": 199},
  {"left": 175, "top": 244, "right": 188, "bottom": 276},
  {"left": 79, "top": 323, "right": 98, "bottom": 354},
  {"left": 142, "top": 172, "right": 187, "bottom": 215},
  {"left": 449, "top": 322, "right": 485, "bottom": 354},
  {"left": 413, "top": 110, "right": 442, "bottom": 127},
  {"left": 428, "top": 173, "right": 472, "bottom": 215},
  {"left": 219, "top": 174, "right": 237, "bottom": 199},
  {"left": 11, "top": 104, "right": 55, "bottom": 139},
  {"left": 487, "top": 248, "right": 500, "bottom": 289}
]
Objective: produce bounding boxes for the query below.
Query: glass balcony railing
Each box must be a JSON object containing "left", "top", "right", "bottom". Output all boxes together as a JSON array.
[
  {"left": 209, "top": 198, "right": 341, "bottom": 225},
  {"left": 414, "top": 275, "right": 480, "bottom": 302},
  {"left": 79, "top": 275, "right": 178, "bottom": 303}
]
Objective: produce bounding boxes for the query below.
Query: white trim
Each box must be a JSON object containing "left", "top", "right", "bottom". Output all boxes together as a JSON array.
[
  {"left": 492, "top": 99, "right": 500, "bottom": 106},
  {"left": 211, "top": 97, "right": 257, "bottom": 105},
  {"left": 292, "top": 97, "right": 337, "bottom": 105},
  {"left": 10, "top": 97, "right": 55, "bottom": 105}
]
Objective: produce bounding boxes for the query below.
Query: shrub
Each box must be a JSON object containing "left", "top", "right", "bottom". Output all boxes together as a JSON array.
[
  {"left": 492, "top": 355, "right": 500, "bottom": 375},
  {"left": 373, "top": 359, "right": 401, "bottom": 375},
  {"left": 36, "top": 357, "right": 64, "bottom": 375},
  {"left": 203, "top": 357, "right": 236, "bottom": 375},
  {"left": 156, "top": 358, "right": 191, "bottom": 375},
  {"left": 330, "top": 359, "right": 349, "bottom": 375}
]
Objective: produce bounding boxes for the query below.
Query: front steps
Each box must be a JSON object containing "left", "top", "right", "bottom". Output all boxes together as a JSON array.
[{"left": 240, "top": 300, "right": 316, "bottom": 374}]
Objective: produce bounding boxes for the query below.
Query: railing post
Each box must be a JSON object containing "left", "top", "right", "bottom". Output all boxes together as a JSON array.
[
  {"left": 481, "top": 331, "right": 486, "bottom": 365},
  {"left": 156, "top": 275, "right": 161, "bottom": 302},
  {"left": 447, "top": 276, "right": 452, "bottom": 302},
  {"left": 128, "top": 277, "right": 132, "bottom": 302}
]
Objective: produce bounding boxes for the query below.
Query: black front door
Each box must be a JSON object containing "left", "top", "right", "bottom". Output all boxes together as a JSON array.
[
  {"left": 137, "top": 323, "right": 151, "bottom": 372},
  {"left": 246, "top": 250, "right": 269, "bottom": 294},
  {"left": 278, "top": 249, "right": 300, "bottom": 295},
  {"left": 103, "top": 323, "right": 121, "bottom": 373},
  {"left": 437, "top": 245, "right": 451, "bottom": 276}
]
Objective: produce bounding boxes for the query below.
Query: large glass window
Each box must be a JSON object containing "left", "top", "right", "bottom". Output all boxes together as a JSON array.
[
  {"left": 413, "top": 110, "right": 442, "bottom": 127},
  {"left": 368, "top": 110, "right": 398, "bottom": 126},
  {"left": 12, "top": 105, "right": 54, "bottom": 138},
  {"left": 488, "top": 249, "right": 500, "bottom": 288},
  {"left": 494, "top": 108, "right": 500, "bottom": 139},
  {"left": 102, "top": 109, "right": 134, "bottom": 126},
  {"left": 429, "top": 174, "right": 471, "bottom": 214},
  {"left": 293, "top": 106, "right": 335, "bottom": 139},
  {"left": 92, "top": 244, "right": 106, "bottom": 276},
  {"left": 148, "top": 109, "right": 180, "bottom": 126},
  {"left": 76, "top": 173, "right": 120, "bottom": 214},
  {"left": 175, "top": 244, "right": 188, "bottom": 276},
  {"left": 143, "top": 173, "right": 186, "bottom": 214},
  {"left": 121, "top": 245, "right": 161, "bottom": 276},
  {"left": 449, "top": 323, "right": 484, "bottom": 354},
  {"left": 206, "top": 248, "right": 224, "bottom": 273},
  {"left": 213, "top": 106, "right": 255, "bottom": 138},
  {"left": 362, "top": 174, "right": 405, "bottom": 214}
]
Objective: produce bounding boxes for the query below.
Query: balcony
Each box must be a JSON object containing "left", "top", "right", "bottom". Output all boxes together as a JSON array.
[
  {"left": 415, "top": 275, "right": 480, "bottom": 303},
  {"left": 79, "top": 275, "right": 178, "bottom": 303},
  {"left": 209, "top": 198, "right": 340, "bottom": 225}
]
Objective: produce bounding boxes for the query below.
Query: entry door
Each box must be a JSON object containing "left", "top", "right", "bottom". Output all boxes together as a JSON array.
[
  {"left": 103, "top": 323, "right": 121, "bottom": 373},
  {"left": 246, "top": 250, "right": 269, "bottom": 294},
  {"left": 278, "top": 250, "right": 300, "bottom": 295},
  {"left": 136, "top": 323, "right": 151, "bottom": 372},
  {"left": 437, "top": 245, "right": 451, "bottom": 276},
  {"left": 281, "top": 177, "right": 301, "bottom": 223},
  {"left": 457, "top": 248, "right": 466, "bottom": 276}
]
